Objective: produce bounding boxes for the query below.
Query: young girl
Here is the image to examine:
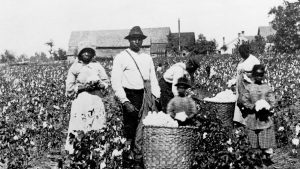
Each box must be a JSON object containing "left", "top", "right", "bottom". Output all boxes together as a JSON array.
[
  {"left": 167, "top": 77, "right": 197, "bottom": 126},
  {"left": 240, "top": 64, "right": 276, "bottom": 165}
]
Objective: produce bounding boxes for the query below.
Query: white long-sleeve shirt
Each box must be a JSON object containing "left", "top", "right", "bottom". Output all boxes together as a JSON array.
[
  {"left": 237, "top": 54, "right": 260, "bottom": 72},
  {"left": 65, "top": 60, "right": 109, "bottom": 97},
  {"left": 111, "top": 49, "right": 160, "bottom": 103},
  {"left": 163, "top": 62, "right": 188, "bottom": 96}
]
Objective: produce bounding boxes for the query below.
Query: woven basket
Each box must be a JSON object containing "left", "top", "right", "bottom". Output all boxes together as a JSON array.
[
  {"left": 204, "top": 101, "right": 235, "bottom": 127},
  {"left": 142, "top": 125, "right": 197, "bottom": 169}
]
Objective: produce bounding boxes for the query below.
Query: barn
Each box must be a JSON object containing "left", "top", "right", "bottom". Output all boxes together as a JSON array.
[{"left": 67, "top": 27, "right": 171, "bottom": 61}]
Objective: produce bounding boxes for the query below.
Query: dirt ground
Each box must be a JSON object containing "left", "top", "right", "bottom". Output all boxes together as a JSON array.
[{"left": 25, "top": 147, "right": 300, "bottom": 169}]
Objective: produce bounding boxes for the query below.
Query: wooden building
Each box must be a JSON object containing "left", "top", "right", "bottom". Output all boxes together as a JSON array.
[{"left": 67, "top": 27, "right": 171, "bottom": 62}]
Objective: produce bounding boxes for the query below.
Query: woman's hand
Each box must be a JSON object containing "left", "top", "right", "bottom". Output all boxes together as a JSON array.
[{"left": 77, "top": 83, "right": 87, "bottom": 92}]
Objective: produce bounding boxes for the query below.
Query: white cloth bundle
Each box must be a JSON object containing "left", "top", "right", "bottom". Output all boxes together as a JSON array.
[{"left": 255, "top": 99, "right": 271, "bottom": 111}]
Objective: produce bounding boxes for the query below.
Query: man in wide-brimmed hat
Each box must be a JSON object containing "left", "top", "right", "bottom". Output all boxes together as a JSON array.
[{"left": 111, "top": 26, "right": 160, "bottom": 169}]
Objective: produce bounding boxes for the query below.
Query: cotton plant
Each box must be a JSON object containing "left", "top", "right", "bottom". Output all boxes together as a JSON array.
[{"left": 290, "top": 124, "right": 300, "bottom": 156}]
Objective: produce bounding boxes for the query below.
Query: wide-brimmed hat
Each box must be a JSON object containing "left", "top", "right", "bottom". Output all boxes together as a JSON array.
[
  {"left": 77, "top": 41, "right": 96, "bottom": 57},
  {"left": 124, "top": 26, "right": 147, "bottom": 40},
  {"left": 175, "top": 77, "right": 191, "bottom": 88}
]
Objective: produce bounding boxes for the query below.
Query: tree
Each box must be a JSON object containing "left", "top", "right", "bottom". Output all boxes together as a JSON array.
[
  {"left": 29, "top": 52, "right": 49, "bottom": 63},
  {"left": 249, "top": 35, "right": 266, "bottom": 55},
  {"left": 220, "top": 45, "right": 228, "bottom": 52},
  {"left": 0, "top": 50, "right": 16, "bottom": 63},
  {"left": 269, "top": 0, "right": 300, "bottom": 53},
  {"left": 53, "top": 48, "right": 67, "bottom": 60},
  {"left": 192, "top": 34, "right": 217, "bottom": 55},
  {"left": 45, "top": 39, "right": 54, "bottom": 56},
  {"left": 16, "top": 54, "right": 29, "bottom": 62},
  {"left": 166, "top": 34, "right": 180, "bottom": 55}
]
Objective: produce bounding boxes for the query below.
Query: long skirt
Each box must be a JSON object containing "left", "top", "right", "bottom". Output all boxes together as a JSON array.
[
  {"left": 247, "top": 126, "right": 276, "bottom": 149},
  {"left": 159, "top": 78, "right": 173, "bottom": 113},
  {"left": 65, "top": 91, "right": 106, "bottom": 153},
  {"left": 233, "top": 73, "right": 249, "bottom": 125}
]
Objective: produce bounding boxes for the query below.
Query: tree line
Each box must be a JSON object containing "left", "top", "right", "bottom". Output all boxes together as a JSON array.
[
  {"left": 168, "top": 0, "right": 299, "bottom": 55},
  {"left": 0, "top": 48, "right": 67, "bottom": 64}
]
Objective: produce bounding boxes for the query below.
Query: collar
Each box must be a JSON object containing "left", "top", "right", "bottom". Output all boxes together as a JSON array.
[
  {"left": 127, "top": 48, "right": 142, "bottom": 55},
  {"left": 77, "top": 59, "right": 96, "bottom": 64}
]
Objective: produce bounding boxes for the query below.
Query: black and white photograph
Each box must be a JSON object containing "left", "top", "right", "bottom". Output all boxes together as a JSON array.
[{"left": 0, "top": 0, "right": 300, "bottom": 168}]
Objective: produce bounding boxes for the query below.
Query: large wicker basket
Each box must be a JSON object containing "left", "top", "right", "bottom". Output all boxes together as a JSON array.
[
  {"left": 142, "top": 125, "right": 198, "bottom": 169},
  {"left": 204, "top": 100, "right": 235, "bottom": 127}
]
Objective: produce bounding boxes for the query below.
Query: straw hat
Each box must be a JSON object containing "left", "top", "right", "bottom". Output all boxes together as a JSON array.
[{"left": 77, "top": 41, "right": 96, "bottom": 56}]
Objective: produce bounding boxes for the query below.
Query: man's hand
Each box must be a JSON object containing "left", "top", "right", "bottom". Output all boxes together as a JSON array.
[{"left": 123, "top": 101, "right": 137, "bottom": 112}]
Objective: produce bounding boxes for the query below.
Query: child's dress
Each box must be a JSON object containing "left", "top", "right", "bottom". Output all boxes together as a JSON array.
[
  {"left": 241, "top": 83, "right": 276, "bottom": 149},
  {"left": 167, "top": 96, "right": 196, "bottom": 126}
]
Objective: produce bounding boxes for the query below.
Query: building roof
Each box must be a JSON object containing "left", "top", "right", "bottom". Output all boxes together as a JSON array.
[
  {"left": 68, "top": 27, "right": 171, "bottom": 48},
  {"left": 257, "top": 26, "right": 276, "bottom": 38},
  {"left": 170, "top": 32, "right": 195, "bottom": 47}
]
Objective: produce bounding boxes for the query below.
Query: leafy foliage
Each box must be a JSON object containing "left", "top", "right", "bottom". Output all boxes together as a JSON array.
[
  {"left": 269, "top": 0, "right": 300, "bottom": 53},
  {"left": 53, "top": 48, "right": 67, "bottom": 61},
  {"left": 249, "top": 35, "right": 267, "bottom": 55},
  {"left": 1, "top": 52, "right": 300, "bottom": 168},
  {"left": 192, "top": 34, "right": 218, "bottom": 55},
  {"left": 0, "top": 50, "right": 16, "bottom": 63}
]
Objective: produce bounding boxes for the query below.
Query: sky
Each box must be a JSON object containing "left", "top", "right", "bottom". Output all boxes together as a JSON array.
[{"left": 0, "top": 0, "right": 292, "bottom": 57}]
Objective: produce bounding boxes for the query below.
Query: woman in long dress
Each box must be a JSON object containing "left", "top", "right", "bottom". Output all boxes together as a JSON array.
[
  {"left": 233, "top": 44, "right": 260, "bottom": 126},
  {"left": 64, "top": 46, "right": 109, "bottom": 153}
]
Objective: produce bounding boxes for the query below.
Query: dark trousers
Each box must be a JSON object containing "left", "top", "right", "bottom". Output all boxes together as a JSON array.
[
  {"left": 159, "top": 78, "right": 174, "bottom": 113},
  {"left": 122, "top": 88, "right": 144, "bottom": 140}
]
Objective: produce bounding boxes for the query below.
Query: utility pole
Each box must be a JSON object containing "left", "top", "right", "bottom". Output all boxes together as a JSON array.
[{"left": 178, "top": 18, "right": 181, "bottom": 56}]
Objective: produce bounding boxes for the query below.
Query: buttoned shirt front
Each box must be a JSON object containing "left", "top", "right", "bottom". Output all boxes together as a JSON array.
[{"left": 111, "top": 49, "right": 160, "bottom": 103}]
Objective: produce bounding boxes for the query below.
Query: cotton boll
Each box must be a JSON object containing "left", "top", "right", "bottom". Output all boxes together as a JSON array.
[
  {"left": 292, "top": 138, "right": 299, "bottom": 146},
  {"left": 203, "top": 132, "right": 208, "bottom": 139},
  {"left": 296, "top": 125, "right": 300, "bottom": 135},
  {"left": 143, "top": 111, "right": 178, "bottom": 127},
  {"left": 86, "top": 74, "right": 100, "bottom": 83},
  {"left": 278, "top": 126, "right": 284, "bottom": 131},
  {"left": 227, "top": 147, "right": 233, "bottom": 153},
  {"left": 204, "top": 89, "right": 236, "bottom": 102},
  {"left": 255, "top": 99, "right": 271, "bottom": 111}
]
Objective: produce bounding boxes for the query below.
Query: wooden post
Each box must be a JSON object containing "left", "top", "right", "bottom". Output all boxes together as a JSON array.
[{"left": 178, "top": 18, "right": 181, "bottom": 56}]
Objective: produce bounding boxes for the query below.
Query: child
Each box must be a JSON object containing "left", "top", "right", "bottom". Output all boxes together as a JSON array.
[
  {"left": 240, "top": 64, "right": 276, "bottom": 166},
  {"left": 167, "top": 77, "right": 197, "bottom": 126}
]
